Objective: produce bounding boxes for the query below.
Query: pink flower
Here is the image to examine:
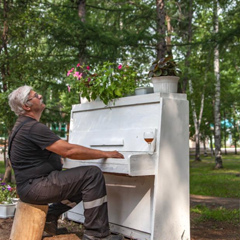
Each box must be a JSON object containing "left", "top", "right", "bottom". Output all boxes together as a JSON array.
[
  {"left": 78, "top": 73, "right": 83, "bottom": 80},
  {"left": 73, "top": 72, "right": 80, "bottom": 77},
  {"left": 76, "top": 63, "right": 81, "bottom": 67},
  {"left": 118, "top": 64, "right": 122, "bottom": 70},
  {"left": 67, "top": 85, "right": 71, "bottom": 92},
  {"left": 86, "top": 66, "right": 90, "bottom": 70},
  {"left": 67, "top": 68, "right": 75, "bottom": 76}
]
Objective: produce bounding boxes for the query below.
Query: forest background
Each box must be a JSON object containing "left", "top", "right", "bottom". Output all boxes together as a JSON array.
[{"left": 1, "top": 0, "right": 240, "bottom": 173}]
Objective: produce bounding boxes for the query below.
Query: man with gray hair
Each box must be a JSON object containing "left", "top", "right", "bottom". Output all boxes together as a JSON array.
[{"left": 8, "top": 86, "right": 124, "bottom": 240}]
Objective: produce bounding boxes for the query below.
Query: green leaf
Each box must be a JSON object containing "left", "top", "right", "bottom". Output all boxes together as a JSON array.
[{"left": 114, "top": 88, "right": 122, "bottom": 96}]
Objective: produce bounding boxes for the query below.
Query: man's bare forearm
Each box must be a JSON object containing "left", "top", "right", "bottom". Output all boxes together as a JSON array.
[{"left": 46, "top": 140, "right": 124, "bottom": 160}]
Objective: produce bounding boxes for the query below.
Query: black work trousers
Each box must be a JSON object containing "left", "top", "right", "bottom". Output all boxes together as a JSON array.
[{"left": 17, "top": 166, "right": 110, "bottom": 238}]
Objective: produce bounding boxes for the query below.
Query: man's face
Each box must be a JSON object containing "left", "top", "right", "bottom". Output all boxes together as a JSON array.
[{"left": 26, "top": 90, "right": 46, "bottom": 112}]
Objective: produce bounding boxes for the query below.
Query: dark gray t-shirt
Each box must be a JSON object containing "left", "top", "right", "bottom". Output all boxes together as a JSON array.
[{"left": 10, "top": 116, "right": 62, "bottom": 185}]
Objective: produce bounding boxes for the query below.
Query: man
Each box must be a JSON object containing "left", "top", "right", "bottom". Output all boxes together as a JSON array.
[{"left": 8, "top": 86, "right": 124, "bottom": 240}]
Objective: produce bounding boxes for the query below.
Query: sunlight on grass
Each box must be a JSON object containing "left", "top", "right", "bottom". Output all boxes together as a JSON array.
[{"left": 190, "top": 154, "right": 240, "bottom": 198}]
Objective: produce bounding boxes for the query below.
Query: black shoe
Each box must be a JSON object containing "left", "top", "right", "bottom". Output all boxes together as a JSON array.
[
  {"left": 82, "top": 233, "right": 124, "bottom": 240},
  {"left": 44, "top": 214, "right": 68, "bottom": 236},
  {"left": 44, "top": 214, "right": 58, "bottom": 236}
]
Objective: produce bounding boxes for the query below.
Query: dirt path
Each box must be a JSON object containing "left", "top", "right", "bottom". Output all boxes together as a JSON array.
[
  {"left": 0, "top": 195, "right": 239, "bottom": 240},
  {"left": 190, "top": 195, "right": 240, "bottom": 240},
  {"left": 190, "top": 194, "right": 240, "bottom": 210}
]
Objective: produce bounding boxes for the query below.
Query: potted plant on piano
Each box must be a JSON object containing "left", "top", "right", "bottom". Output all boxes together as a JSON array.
[
  {"left": 134, "top": 70, "right": 153, "bottom": 96},
  {"left": 66, "top": 62, "right": 139, "bottom": 105},
  {"left": 148, "top": 56, "right": 181, "bottom": 93},
  {"left": 0, "top": 179, "right": 18, "bottom": 218}
]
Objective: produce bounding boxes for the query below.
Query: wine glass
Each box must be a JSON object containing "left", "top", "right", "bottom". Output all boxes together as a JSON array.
[{"left": 143, "top": 131, "right": 155, "bottom": 154}]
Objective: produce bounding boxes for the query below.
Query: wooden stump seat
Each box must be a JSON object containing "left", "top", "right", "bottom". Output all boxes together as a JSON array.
[{"left": 10, "top": 200, "right": 48, "bottom": 240}]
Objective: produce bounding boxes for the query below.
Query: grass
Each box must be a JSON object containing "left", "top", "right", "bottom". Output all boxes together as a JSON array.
[
  {"left": 191, "top": 205, "right": 240, "bottom": 225},
  {"left": 190, "top": 154, "right": 240, "bottom": 224},
  {"left": 190, "top": 154, "right": 240, "bottom": 198}
]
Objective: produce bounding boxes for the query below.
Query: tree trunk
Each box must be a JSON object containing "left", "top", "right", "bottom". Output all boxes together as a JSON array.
[
  {"left": 234, "top": 106, "right": 240, "bottom": 154},
  {"left": 234, "top": 140, "right": 237, "bottom": 154},
  {"left": 1, "top": 0, "right": 10, "bottom": 92},
  {"left": 1, "top": 0, "right": 12, "bottom": 181},
  {"left": 223, "top": 111, "right": 227, "bottom": 155},
  {"left": 210, "top": 135, "right": 214, "bottom": 156},
  {"left": 203, "top": 136, "right": 208, "bottom": 157},
  {"left": 195, "top": 136, "right": 201, "bottom": 161},
  {"left": 181, "top": 0, "right": 193, "bottom": 94},
  {"left": 156, "top": 0, "right": 166, "bottom": 59},
  {"left": 233, "top": 118, "right": 238, "bottom": 154},
  {"left": 3, "top": 158, "right": 12, "bottom": 183},
  {"left": 213, "top": 0, "right": 223, "bottom": 169},
  {"left": 166, "top": 15, "right": 173, "bottom": 57},
  {"left": 189, "top": 80, "right": 205, "bottom": 161},
  {"left": 77, "top": 0, "right": 87, "bottom": 73},
  {"left": 78, "top": 0, "right": 86, "bottom": 22}
]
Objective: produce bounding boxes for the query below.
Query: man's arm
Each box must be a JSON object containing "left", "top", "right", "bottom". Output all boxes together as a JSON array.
[{"left": 46, "top": 139, "right": 124, "bottom": 160}]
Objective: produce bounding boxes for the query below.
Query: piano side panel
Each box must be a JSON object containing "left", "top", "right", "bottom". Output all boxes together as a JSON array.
[{"left": 152, "top": 98, "right": 190, "bottom": 240}]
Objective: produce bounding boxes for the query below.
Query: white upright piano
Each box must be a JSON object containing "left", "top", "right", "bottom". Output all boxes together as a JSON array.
[{"left": 63, "top": 92, "right": 190, "bottom": 240}]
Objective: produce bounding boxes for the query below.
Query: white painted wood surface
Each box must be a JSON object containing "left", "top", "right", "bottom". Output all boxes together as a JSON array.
[{"left": 63, "top": 92, "right": 190, "bottom": 240}]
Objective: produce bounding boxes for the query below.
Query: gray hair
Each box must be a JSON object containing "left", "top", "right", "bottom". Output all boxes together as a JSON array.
[{"left": 8, "top": 86, "right": 33, "bottom": 116}]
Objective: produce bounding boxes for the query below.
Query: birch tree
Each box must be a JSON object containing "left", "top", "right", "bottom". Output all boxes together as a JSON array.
[
  {"left": 213, "top": 0, "right": 223, "bottom": 168},
  {"left": 189, "top": 75, "right": 206, "bottom": 161},
  {"left": 182, "top": 0, "right": 203, "bottom": 160}
]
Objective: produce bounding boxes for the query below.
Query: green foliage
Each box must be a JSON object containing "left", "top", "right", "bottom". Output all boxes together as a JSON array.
[
  {"left": 1, "top": 0, "right": 155, "bottom": 131},
  {"left": 1, "top": 0, "right": 240, "bottom": 157},
  {"left": 59, "top": 91, "right": 80, "bottom": 114},
  {"left": 65, "top": 62, "right": 140, "bottom": 105},
  {"left": 148, "top": 56, "right": 181, "bottom": 78},
  {"left": 0, "top": 179, "right": 17, "bottom": 204},
  {"left": 191, "top": 205, "right": 240, "bottom": 224}
]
